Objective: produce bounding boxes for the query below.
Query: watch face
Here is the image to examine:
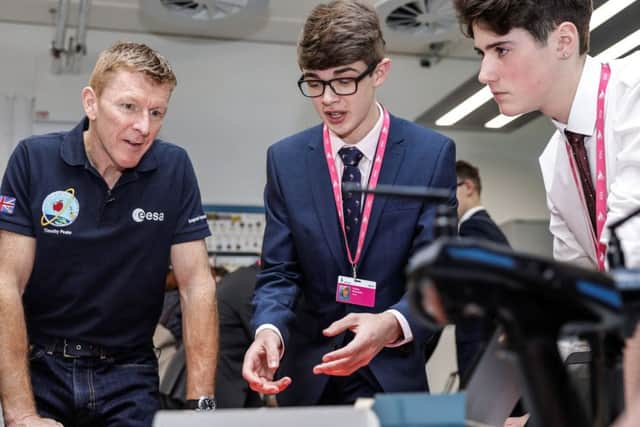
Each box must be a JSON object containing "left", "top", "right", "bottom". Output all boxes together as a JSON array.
[{"left": 196, "top": 397, "right": 216, "bottom": 411}]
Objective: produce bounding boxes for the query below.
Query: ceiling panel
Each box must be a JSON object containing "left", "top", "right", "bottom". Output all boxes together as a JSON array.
[{"left": 0, "top": 0, "right": 637, "bottom": 133}]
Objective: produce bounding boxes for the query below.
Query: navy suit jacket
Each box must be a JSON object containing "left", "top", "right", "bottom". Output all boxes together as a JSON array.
[
  {"left": 253, "top": 114, "right": 457, "bottom": 405},
  {"left": 459, "top": 210, "right": 509, "bottom": 246}
]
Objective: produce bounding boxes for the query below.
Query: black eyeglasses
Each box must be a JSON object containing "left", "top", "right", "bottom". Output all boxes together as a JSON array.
[{"left": 297, "top": 62, "right": 378, "bottom": 98}]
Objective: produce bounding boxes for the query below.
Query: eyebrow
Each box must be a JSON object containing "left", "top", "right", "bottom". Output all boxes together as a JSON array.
[
  {"left": 474, "top": 40, "right": 512, "bottom": 54},
  {"left": 115, "top": 95, "right": 168, "bottom": 110},
  {"left": 332, "top": 66, "right": 359, "bottom": 76},
  {"left": 301, "top": 66, "right": 360, "bottom": 79}
]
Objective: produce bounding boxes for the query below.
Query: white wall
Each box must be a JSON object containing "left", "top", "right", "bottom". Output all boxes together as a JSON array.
[
  {"left": 442, "top": 116, "right": 555, "bottom": 224},
  {"left": 0, "top": 21, "right": 553, "bottom": 224}
]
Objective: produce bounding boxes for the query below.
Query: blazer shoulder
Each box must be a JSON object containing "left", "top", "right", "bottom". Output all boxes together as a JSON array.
[
  {"left": 391, "top": 116, "right": 453, "bottom": 145},
  {"left": 269, "top": 124, "right": 323, "bottom": 155},
  {"left": 390, "top": 115, "right": 453, "bottom": 149},
  {"left": 460, "top": 212, "right": 510, "bottom": 246}
]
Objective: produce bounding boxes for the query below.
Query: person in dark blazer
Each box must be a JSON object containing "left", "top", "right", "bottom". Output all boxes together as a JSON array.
[
  {"left": 242, "top": 0, "right": 457, "bottom": 406},
  {"left": 456, "top": 161, "right": 509, "bottom": 247},
  {"left": 215, "top": 262, "right": 263, "bottom": 408},
  {"left": 455, "top": 160, "right": 510, "bottom": 383}
]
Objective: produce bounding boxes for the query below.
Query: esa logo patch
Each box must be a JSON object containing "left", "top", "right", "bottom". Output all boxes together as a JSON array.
[{"left": 132, "top": 208, "right": 165, "bottom": 223}]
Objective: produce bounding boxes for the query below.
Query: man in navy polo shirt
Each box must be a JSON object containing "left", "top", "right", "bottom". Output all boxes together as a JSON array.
[{"left": 0, "top": 42, "right": 218, "bottom": 426}]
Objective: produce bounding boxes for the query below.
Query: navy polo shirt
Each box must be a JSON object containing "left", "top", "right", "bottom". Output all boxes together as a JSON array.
[{"left": 0, "top": 118, "right": 210, "bottom": 349}]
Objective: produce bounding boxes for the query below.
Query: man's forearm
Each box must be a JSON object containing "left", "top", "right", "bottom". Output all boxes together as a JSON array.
[
  {"left": 181, "top": 282, "right": 219, "bottom": 399},
  {"left": 0, "top": 286, "right": 37, "bottom": 423}
]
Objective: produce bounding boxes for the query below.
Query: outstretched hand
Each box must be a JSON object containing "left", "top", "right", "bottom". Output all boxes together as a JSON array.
[
  {"left": 313, "top": 312, "right": 402, "bottom": 376},
  {"left": 242, "top": 329, "right": 292, "bottom": 395}
]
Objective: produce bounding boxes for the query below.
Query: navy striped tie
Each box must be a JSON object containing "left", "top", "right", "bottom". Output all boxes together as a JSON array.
[{"left": 338, "top": 146, "right": 364, "bottom": 254}]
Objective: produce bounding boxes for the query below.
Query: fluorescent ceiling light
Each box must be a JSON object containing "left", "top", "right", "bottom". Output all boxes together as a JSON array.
[
  {"left": 590, "top": 0, "right": 638, "bottom": 30},
  {"left": 484, "top": 113, "right": 522, "bottom": 129},
  {"left": 596, "top": 28, "right": 640, "bottom": 60},
  {"left": 436, "top": 0, "right": 637, "bottom": 128},
  {"left": 435, "top": 86, "right": 492, "bottom": 126}
]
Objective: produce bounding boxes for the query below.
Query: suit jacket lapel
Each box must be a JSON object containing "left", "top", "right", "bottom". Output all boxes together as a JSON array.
[
  {"left": 359, "top": 115, "right": 405, "bottom": 261},
  {"left": 306, "top": 131, "right": 349, "bottom": 270}
]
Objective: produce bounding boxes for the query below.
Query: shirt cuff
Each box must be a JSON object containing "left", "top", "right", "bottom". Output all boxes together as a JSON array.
[
  {"left": 255, "top": 324, "right": 285, "bottom": 358},
  {"left": 385, "top": 309, "right": 413, "bottom": 347}
]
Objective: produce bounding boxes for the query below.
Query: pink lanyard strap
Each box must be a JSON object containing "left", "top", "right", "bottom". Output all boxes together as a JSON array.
[
  {"left": 564, "top": 63, "right": 610, "bottom": 271},
  {"left": 323, "top": 108, "right": 390, "bottom": 274}
]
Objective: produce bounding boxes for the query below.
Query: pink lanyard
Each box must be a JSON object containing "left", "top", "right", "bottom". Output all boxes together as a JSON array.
[
  {"left": 323, "top": 108, "right": 390, "bottom": 277},
  {"left": 564, "top": 63, "right": 610, "bottom": 271}
]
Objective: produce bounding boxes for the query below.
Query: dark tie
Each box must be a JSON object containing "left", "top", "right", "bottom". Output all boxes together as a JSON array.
[
  {"left": 338, "top": 146, "right": 364, "bottom": 255},
  {"left": 565, "top": 130, "right": 596, "bottom": 231}
]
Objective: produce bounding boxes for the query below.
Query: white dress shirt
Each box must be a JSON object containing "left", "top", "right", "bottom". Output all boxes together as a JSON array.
[
  {"left": 540, "top": 52, "right": 640, "bottom": 269},
  {"left": 329, "top": 102, "right": 384, "bottom": 196}
]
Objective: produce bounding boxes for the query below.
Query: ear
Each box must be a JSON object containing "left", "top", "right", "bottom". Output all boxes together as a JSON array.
[
  {"left": 81, "top": 86, "right": 98, "bottom": 120},
  {"left": 372, "top": 57, "right": 391, "bottom": 88},
  {"left": 554, "top": 21, "right": 580, "bottom": 59},
  {"left": 463, "top": 179, "right": 474, "bottom": 196}
]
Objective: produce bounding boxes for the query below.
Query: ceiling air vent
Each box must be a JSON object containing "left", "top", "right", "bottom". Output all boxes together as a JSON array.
[
  {"left": 140, "top": 0, "right": 269, "bottom": 38},
  {"left": 159, "top": 0, "right": 251, "bottom": 21},
  {"left": 376, "top": 0, "right": 458, "bottom": 42}
]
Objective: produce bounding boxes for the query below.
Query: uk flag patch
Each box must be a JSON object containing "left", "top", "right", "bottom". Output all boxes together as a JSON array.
[{"left": 0, "top": 195, "right": 16, "bottom": 215}]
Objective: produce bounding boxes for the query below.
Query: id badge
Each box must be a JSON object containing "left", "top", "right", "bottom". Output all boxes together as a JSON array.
[{"left": 336, "top": 275, "right": 377, "bottom": 307}]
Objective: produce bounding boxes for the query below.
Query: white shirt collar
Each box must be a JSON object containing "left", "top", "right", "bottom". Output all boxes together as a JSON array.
[
  {"left": 330, "top": 102, "right": 384, "bottom": 162},
  {"left": 459, "top": 206, "right": 486, "bottom": 225},
  {"left": 551, "top": 55, "right": 601, "bottom": 137}
]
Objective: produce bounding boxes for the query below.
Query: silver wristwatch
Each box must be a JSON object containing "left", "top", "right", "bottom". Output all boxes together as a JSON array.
[{"left": 185, "top": 396, "right": 216, "bottom": 411}]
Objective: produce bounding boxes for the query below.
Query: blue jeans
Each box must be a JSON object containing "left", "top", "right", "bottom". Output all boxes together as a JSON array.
[{"left": 29, "top": 345, "right": 160, "bottom": 427}]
